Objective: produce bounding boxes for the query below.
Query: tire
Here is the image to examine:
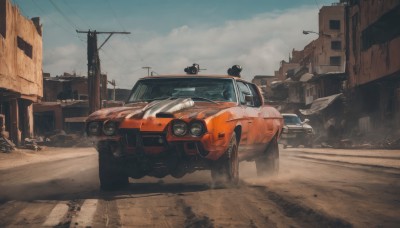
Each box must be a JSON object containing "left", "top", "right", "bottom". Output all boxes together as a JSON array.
[
  {"left": 98, "top": 145, "right": 129, "bottom": 191},
  {"left": 211, "top": 132, "right": 239, "bottom": 185},
  {"left": 255, "top": 136, "right": 279, "bottom": 177}
]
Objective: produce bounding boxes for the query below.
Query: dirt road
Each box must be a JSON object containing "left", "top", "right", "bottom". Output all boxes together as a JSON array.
[{"left": 0, "top": 147, "right": 399, "bottom": 227}]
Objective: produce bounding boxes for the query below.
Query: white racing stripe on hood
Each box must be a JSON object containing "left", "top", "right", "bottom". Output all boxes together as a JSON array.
[{"left": 124, "top": 98, "right": 194, "bottom": 119}]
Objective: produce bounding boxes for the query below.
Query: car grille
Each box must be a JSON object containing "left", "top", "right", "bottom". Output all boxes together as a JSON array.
[
  {"left": 289, "top": 129, "right": 305, "bottom": 133},
  {"left": 120, "top": 129, "right": 166, "bottom": 147},
  {"left": 142, "top": 135, "right": 166, "bottom": 146}
]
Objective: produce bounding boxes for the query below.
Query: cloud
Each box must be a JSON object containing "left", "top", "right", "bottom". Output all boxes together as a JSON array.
[{"left": 43, "top": 6, "right": 319, "bottom": 88}]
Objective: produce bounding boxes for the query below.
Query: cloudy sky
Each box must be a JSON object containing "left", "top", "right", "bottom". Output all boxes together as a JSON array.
[{"left": 13, "top": 0, "right": 334, "bottom": 88}]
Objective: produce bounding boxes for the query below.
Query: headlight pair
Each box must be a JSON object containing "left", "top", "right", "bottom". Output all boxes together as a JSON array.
[
  {"left": 172, "top": 120, "right": 205, "bottom": 137},
  {"left": 87, "top": 121, "right": 118, "bottom": 136}
]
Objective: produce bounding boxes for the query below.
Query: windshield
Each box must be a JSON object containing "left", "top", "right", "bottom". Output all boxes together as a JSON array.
[
  {"left": 127, "top": 77, "right": 237, "bottom": 103},
  {"left": 283, "top": 115, "right": 302, "bottom": 125}
]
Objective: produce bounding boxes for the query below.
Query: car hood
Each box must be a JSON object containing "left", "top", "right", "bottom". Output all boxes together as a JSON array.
[{"left": 86, "top": 98, "right": 236, "bottom": 122}]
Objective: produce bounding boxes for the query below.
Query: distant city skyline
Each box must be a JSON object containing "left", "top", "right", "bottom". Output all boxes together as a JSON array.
[{"left": 12, "top": 0, "right": 334, "bottom": 88}]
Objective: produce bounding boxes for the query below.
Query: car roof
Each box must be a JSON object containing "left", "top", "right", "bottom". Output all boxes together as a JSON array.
[{"left": 139, "top": 74, "right": 245, "bottom": 80}]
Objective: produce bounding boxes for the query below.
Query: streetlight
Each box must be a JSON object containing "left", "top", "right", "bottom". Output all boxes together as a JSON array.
[
  {"left": 302, "top": 30, "right": 331, "bottom": 38},
  {"left": 142, "top": 66, "right": 151, "bottom": 76}
]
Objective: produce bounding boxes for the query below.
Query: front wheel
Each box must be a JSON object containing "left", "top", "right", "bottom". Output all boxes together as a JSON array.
[
  {"left": 255, "top": 137, "right": 279, "bottom": 177},
  {"left": 211, "top": 132, "right": 239, "bottom": 185},
  {"left": 98, "top": 144, "right": 129, "bottom": 191}
]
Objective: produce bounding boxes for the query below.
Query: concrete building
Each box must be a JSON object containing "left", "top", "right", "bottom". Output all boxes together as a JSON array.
[
  {"left": 0, "top": 0, "right": 42, "bottom": 145},
  {"left": 313, "top": 3, "right": 346, "bottom": 75},
  {"left": 43, "top": 72, "right": 107, "bottom": 102},
  {"left": 347, "top": 0, "right": 400, "bottom": 133},
  {"left": 34, "top": 72, "right": 130, "bottom": 136},
  {"left": 301, "top": 3, "right": 347, "bottom": 106}
]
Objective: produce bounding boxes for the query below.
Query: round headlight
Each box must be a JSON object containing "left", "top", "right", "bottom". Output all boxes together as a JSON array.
[
  {"left": 189, "top": 121, "right": 205, "bottom": 137},
  {"left": 172, "top": 120, "right": 188, "bottom": 136},
  {"left": 88, "top": 122, "right": 100, "bottom": 135},
  {"left": 103, "top": 121, "right": 117, "bottom": 136}
]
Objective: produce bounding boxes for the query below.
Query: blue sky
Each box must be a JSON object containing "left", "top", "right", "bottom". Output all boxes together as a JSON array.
[{"left": 12, "top": 0, "right": 334, "bottom": 88}]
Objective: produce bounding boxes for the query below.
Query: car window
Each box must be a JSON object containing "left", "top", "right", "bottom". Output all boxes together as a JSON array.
[
  {"left": 127, "top": 77, "right": 237, "bottom": 103},
  {"left": 247, "top": 83, "right": 262, "bottom": 107},
  {"left": 283, "top": 115, "right": 302, "bottom": 125},
  {"left": 237, "top": 81, "right": 251, "bottom": 105},
  {"left": 237, "top": 81, "right": 262, "bottom": 107}
]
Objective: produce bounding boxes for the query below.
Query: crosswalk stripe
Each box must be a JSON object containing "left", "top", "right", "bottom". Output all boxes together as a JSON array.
[
  {"left": 42, "top": 202, "right": 69, "bottom": 227},
  {"left": 70, "top": 199, "right": 98, "bottom": 228}
]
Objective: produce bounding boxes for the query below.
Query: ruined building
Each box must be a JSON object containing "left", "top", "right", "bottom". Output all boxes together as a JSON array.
[
  {"left": 0, "top": 0, "right": 42, "bottom": 145},
  {"left": 33, "top": 73, "right": 130, "bottom": 135},
  {"left": 347, "top": 0, "right": 400, "bottom": 134},
  {"left": 273, "top": 3, "right": 347, "bottom": 115}
]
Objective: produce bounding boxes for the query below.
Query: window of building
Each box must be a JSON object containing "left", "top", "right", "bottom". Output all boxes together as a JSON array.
[
  {"left": 331, "top": 41, "right": 342, "bottom": 50},
  {"left": 361, "top": 5, "right": 400, "bottom": 50},
  {"left": 17, "top": 36, "right": 33, "bottom": 58},
  {"left": 330, "top": 56, "right": 341, "bottom": 66},
  {"left": 329, "top": 20, "right": 341, "bottom": 30}
]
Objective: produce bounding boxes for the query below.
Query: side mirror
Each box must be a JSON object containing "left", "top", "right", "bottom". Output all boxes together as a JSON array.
[
  {"left": 244, "top": 95, "right": 253, "bottom": 106},
  {"left": 303, "top": 119, "right": 310, "bottom": 124}
]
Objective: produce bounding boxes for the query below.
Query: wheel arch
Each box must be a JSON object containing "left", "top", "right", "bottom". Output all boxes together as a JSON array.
[{"left": 234, "top": 125, "right": 242, "bottom": 144}]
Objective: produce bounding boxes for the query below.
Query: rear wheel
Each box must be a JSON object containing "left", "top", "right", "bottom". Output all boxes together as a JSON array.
[
  {"left": 211, "top": 132, "right": 239, "bottom": 185},
  {"left": 255, "top": 137, "right": 279, "bottom": 176},
  {"left": 98, "top": 144, "right": 129, "bottom": 191}
]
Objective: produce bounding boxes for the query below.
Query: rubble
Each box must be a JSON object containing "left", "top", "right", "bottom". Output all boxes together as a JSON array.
[
  {"left": 0, "top": 136, "right": 15, "bottom": 153},
  {"left": 23, "top": 138, "right": 42, "bottom": 151}
]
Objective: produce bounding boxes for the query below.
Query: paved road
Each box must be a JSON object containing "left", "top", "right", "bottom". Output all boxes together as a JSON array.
[{"left": 0, "top": 147, "right": 399, "bottom": 227}]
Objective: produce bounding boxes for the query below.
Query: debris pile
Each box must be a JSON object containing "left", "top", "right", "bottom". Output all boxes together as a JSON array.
[
  {"left": 0, "top": 136, "right": 15, "bottom": 153},
  {"left": 42, "top": 130, "right": 92, "bottom": 147},
  {"left": 23, "top": 138, "right": 42, "bottom": 151}
]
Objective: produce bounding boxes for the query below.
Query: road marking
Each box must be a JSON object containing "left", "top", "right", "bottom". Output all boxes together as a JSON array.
[
  {"left": 42, "top": 202, "right": 69, "bottom": 227},
  {"left": 70, "top": 199, "right": 98, "bottom": 228}
]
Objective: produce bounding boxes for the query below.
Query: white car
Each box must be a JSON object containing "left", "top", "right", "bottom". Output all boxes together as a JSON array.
[{"left": 280, "top": 113, "right": 314, "bottom": 148}]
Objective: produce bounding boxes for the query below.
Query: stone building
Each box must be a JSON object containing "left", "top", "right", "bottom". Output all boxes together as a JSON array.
[{"left": 0, "top": 0, "right": 42, "bottom": 145}]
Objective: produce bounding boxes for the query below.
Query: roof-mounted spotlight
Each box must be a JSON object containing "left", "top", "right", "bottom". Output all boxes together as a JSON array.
[
  {"left": 184, "top": 63, "right": 200, "bottom": 75},
  {"left": 227, "top": 65, "right": 242, "bottom": 77}
]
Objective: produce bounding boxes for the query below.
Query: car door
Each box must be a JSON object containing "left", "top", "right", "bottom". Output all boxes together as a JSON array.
[
  {"left": 246, "top": 83, "right": 273, "bottom": 154},
  {"left": 236, "top": 81, "right": 254, "bottom": 159}
]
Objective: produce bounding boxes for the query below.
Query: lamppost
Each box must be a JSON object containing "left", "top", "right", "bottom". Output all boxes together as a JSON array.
[{"left": 302, "top": 30, "right": 331, "bottom": 38}]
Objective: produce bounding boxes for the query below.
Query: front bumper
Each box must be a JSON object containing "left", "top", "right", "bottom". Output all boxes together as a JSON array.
[{"left": 280, "top": 132, "right": 313, "bottom": 145}]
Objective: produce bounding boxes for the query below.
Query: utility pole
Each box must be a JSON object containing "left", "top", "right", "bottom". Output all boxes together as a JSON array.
[
  {"left": 76, "top": 30, "right": 130, "bottom": 114},
  {"left": 142, "top": 66, "right": 151, "bottom": 76},
  {"left": 107, "top": 79, "right": 116, "bottom": 101}
]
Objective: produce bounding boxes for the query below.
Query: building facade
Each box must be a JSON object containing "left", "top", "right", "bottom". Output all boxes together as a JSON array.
[
  {"left": 0, "top": 0, "right": 42, "bottom": 145},
  {"left": 347, "top": 0, "right": 400, "bottom": 133}
]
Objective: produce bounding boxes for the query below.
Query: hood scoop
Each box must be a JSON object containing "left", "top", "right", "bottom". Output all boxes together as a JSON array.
[
  {"left": 155, "top": 112, "right": 175, "bottom": 118},
  {"left": 141, "top": 98, "right": 195, "bottom": 118}
]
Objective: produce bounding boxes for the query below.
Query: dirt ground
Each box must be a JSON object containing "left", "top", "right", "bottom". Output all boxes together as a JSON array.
[{"left": 0, "top": 146, "right": 399, "bottom": 227}]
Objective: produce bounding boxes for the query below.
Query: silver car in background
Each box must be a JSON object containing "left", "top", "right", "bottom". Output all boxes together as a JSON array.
[{"left": 280, "top": 113, "right": 314, "bottom": 148}]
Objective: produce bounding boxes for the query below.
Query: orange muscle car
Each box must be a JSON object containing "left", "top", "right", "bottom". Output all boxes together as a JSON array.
[{"left": 86, "top": 73, "right": 283, "bottom": 190}]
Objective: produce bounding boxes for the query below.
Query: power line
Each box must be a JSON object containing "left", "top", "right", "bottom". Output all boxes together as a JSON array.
[
  {"left": 313, "top": 0, "right": 320, "bottom": 10},
  {"left": 60, "top": 0, "right": 91, "bottom": 30},
  {"left": 102, "top": 0, "right": 145, "bottom": 65},
  {"left": 48, "top": 0, "right": 80, "bottom": 30}
]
